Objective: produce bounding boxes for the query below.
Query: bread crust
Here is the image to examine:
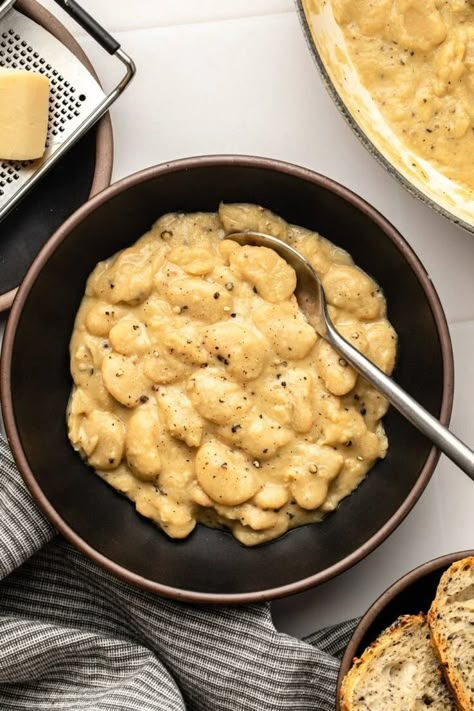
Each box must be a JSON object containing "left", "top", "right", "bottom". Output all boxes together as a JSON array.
[
  {"left": 340, "top": 614, "right": 416, "bottom": 710},
  {"left": 428, "top": 556, "right": 474, "bottom": 711},
  {"left": 339, "top": 613, "right": 454, "bottom": 710}
]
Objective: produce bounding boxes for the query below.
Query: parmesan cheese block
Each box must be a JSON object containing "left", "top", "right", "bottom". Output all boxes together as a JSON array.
[{"left": 0, "top": 69, "right": 49, "bottom": 161}]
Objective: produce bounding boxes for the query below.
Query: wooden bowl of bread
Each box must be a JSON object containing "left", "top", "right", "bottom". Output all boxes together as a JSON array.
[{"left": 337, "top": 550, "right": 474, "bottom": 710}]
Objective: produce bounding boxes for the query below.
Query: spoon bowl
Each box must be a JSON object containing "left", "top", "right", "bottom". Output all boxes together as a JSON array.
[{"left": 227, "top": 230, "right": 474, "bottom": 479}]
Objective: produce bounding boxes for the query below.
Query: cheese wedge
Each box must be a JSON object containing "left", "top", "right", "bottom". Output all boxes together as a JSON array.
[{"left": 0, "top": 68, "right": 50, "bottom": 161}]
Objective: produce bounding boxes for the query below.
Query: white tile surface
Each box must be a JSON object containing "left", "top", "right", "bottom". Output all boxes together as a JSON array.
[
  {"left": 40, "top": 0, "right": 293, "bottom": 33},
  {"left": 78, "top": 12, "right": 474, "bottom": 324},
  {"left": 1, "top": 1, "right": 474, "bottom": 640}
]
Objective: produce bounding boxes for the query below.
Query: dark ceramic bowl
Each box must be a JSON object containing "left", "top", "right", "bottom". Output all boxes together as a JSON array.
[
  {"left": 1, "top": 156, "right": 454, "bottom": 603},
  {"left": 336, "top": 549, "right": 474, "bottom": 709}
]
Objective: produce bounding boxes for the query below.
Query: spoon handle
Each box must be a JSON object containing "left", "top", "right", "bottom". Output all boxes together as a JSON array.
[{"left": 327, "top": 323, "right": 474, "bottom": 479}]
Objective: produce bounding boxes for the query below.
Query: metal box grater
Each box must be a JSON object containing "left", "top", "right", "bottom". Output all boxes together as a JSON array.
[{"left": 0, "top": 0, "right": 135, "bottom": 223}]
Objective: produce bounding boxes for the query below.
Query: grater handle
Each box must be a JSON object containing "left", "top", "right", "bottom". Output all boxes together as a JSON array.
[
  {"left": 0, "top": 0, "right": 16, "bottom": 21},
  {"left": 53, "top": 0, "right": 120, "bottom": 54}
]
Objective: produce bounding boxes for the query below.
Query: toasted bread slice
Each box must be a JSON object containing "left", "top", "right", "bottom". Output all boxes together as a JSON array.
[
  {"left": 340, "top": 613, "right": 457, "bottom": 710},
  {"left": 428, "top": 556, "right": 474, "bottom": 711}
]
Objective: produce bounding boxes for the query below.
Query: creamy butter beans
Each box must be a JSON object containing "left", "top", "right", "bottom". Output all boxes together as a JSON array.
[
  {"left": 332, "top": 0, "right": 474, "bottom": 193},
  {"left": 67, "top": 204, "right": 397, "bottom": 546}
]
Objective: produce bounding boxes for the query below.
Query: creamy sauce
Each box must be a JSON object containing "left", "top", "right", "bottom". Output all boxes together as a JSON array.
[
  {"left": 67, "top": 204, "right": 396, "bottom": 546},
  {"left": 333, "top": 0, "right": 474, "bottom": 193}
]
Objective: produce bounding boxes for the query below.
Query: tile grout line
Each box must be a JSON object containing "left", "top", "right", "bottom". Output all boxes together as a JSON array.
[
  {"left": 71, "top": 8, "right": 296, "bottom": 39},
  {"left": 448, "top": 317, "right": 474, "bottom": 328}
]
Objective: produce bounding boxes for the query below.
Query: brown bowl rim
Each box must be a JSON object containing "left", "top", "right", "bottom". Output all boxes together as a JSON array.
[
  {"left": 336, "top": 548, "right": 474, "bottom": 708},
  {"left": 0, "top": 0, "right": 113, "bottom": 312},
  {"left": 1, "top": 155, "right": 455, "bottom": 603}
]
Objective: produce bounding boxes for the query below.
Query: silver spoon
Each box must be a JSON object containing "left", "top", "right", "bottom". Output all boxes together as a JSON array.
[{"left": 227, "top": 230, "right": 474, "bottom": 479}]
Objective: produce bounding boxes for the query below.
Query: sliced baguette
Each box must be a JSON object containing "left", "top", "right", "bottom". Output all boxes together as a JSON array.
[
  {"left": 428, "top": 556, "right": 474, "bottom": 711},
  {"left": 340, "top": 613, "right": 457, "bottom": 710}
]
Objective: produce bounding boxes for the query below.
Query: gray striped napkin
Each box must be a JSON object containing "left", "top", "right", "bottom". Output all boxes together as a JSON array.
[{"left": 0, "top": 435, "right": 357, "bottom": 710}]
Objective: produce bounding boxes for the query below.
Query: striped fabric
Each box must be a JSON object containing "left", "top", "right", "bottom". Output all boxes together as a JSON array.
[{"left": 0, "top": 435, "right": 357, "bottom": 710}]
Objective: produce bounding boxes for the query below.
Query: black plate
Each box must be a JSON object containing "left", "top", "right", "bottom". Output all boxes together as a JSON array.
[
  {"left": 0, "top": 129, "right": 96, "bottom": 305},
  {"left": 0, "top": 0, "right": 113, "bottom": 311},
  {"left": 1, "top": 157, "right": 454, "bottom": 603}
]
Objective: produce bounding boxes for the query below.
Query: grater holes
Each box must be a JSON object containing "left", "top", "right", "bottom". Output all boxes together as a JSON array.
[
  {"left": 0, "top": 160, "right": 26, "bottom": 193},
  {"left": 0, "top": 26, "right": 90, "bottom": 185},
  {"left": 0, "top": 26, "right": 88, "bottom": 149}
]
